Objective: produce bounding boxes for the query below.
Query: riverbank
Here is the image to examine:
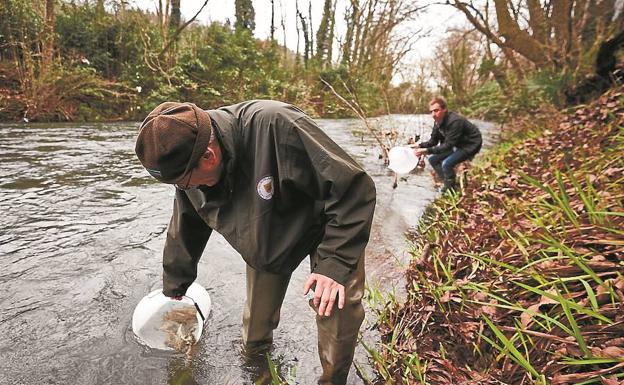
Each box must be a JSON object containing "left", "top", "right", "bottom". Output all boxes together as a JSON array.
[{"left": 371, "top": 87, "right": 624, "bottom": 384}]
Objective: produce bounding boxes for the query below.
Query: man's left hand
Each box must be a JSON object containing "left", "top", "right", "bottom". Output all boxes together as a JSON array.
[{"left": 303, "top": 273, "right": 345, "bottom": 317}]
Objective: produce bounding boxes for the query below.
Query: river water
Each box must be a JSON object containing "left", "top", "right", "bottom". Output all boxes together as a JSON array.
[{"left": 0, "top": 115, "right": 497, "bottom": 385}]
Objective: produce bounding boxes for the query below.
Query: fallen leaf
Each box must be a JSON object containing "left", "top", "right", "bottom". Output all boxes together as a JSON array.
[
  {"left": 601, "top": 346, "right": 624, "bottom": 358},
  {"left": 521, "top": 304, "right": 541, "bottom": 329},
  {"left": 600, "top": 376, "right": 621, "bottom": 385}
]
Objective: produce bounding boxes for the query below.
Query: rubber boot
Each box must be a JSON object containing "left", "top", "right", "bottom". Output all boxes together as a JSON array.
[{"left": 441, "top": 177, "right": 457, "bottom": 193}]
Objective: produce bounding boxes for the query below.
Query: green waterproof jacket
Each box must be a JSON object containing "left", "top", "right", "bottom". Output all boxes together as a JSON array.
[
  {"left": 162, "top": 100, "right": 376, "bottom": 297},
  {"left": 419, "top": 111, "right": 482, "bottom": 156}
]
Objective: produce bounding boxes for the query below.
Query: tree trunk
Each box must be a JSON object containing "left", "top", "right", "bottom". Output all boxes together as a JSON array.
[
  {"left": 493, "top": 0, "right": 549, "bottom": 68},
  {"left": 96, "top": 0, "right": 105, "bottom": 18},
  {"left": 235, "top": 0, "right": 256, "bottom": 32},
  {"left": 526, "top": 0, "right": 547, "bottom": 44},
  {"left": 157, "top": 0, "right": 170, "bottom": 42},
  {"left": 167, "top": 0, "right": 180, "bottom": 66},
  {"left": 297, "top": 6, "right": 311, "bottom": 66},
  {"left": 327, "top": 0, "right": 336, "bottom": 64},
  {"left": 315, "top": 0, "right": 333, "bottom": 67},
  {"left": 41, "top": 0, "right": 55, "bottom": 76},
  {"left": 157, "top": 1, "right": 209, "bottom": 64},
  {"left": 270, "top": 0, "right": 276, "bottom": 41},
  {"left": 341, "top": 0, "right": 359, "bottom": 66},
  {"left": 551, "top": 0, "right": 572, "bottom": 68},
  {"left": 280, "top": 0, "right": 287, "bottom": 57},
  {"left": 308, "top": 1, "right": 314, "bottom": 58},
  {"left": 355, "top": 0, "right": 376, "bottom": 68},
  {"left": 169, "top": 0, "right": 181, "bottom": 33},
  {"left": 295, "top": 0, "right": 301, "bottom": 65}
]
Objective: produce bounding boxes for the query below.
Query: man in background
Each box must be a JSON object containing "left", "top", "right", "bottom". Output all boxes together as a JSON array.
[{"left": 414, "top": 96, "right": 482, "bottom": 192}]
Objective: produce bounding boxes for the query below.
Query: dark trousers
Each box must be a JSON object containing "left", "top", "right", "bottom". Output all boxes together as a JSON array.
[
  {"left": 242, "top": 252, "right": 366, "bottom": 385},
  {"left": 428, "top": 148, "right": 472, "bottom": 190}
]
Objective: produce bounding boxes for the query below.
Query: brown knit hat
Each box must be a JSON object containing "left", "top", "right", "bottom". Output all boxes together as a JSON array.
[{"left": 135, "top": 102, "right": 212, "bottom": 184}]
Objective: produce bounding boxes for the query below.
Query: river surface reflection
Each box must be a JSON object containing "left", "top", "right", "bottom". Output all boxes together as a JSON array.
[{"left": 0, "top": 115, "right": 497, "bottom": 384}]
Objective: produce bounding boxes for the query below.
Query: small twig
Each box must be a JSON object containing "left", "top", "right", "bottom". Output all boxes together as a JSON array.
[{"left": 319, "top": 76, "right": 389, "bottom": 161}]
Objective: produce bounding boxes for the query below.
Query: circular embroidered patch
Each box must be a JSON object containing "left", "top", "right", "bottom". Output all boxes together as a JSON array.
[{"left": 256, "top": 176, "right": 274, "bottom": 200}]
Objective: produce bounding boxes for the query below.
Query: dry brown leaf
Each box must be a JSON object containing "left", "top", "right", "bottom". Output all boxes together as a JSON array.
[
  {"left": 601, "top": 346, "right": 624, "bottom": 358},
  {"left": 566, "top": 344, "right": 584, "bottom": 357},
  {"left": 614, "top": 277, "right": 624, "bottom": 291},
  {"left": 552, "top": 362, "right": 624, "bottom": 384},
  {"left": 600, "top": 376, "right": 622, "bottom": 385},
  {"left": 458, "top": 322, "right": 478, "bottom": 336},
  {"left": 606, "top": 337, "right": 624, "bottom": 347},
  {"left": 521, "top": 304, "right": 541, "bottom": 329},
  {"left": 473, "top": 291, "right": 488, "bottom": 302},
  {"left": 481, "top": 304, "right": 497, "bottom": 317},
  {"left": 541, "top": 289, "right": 562, "bottom": 305},
  {"left": 554, "top": 345, "right": 568, "bottom": 356},
  {"left": 603, "top": 167, "right": 624, "bottom": 177},
  {"left": 597, "top": 282, "right": 611, "bottom": 296}
]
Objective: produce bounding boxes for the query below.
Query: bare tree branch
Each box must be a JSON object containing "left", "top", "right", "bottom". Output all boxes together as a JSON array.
[
  {"left": 320, "top": 76, "right": 389, "bottom": 161},
  {"left": 158, "top": 0, "right": 210, "bottom": 59}
]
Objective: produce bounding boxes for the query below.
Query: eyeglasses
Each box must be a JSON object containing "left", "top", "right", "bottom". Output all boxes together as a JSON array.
[{"left": 175, "top": 168, "right": 194, "bottom": 190}]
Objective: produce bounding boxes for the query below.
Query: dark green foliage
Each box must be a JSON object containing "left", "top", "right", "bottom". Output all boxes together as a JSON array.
[
  {"left": 56, "top": 3, "right": 119, "bottom": 77},
  {"left": 173, "top": 25, "right": 289, "bottom": 106},
  {"left": 0, "top": 0, "right": 418, "bottom": 121},
  {"left": 387, "top": 81, "right": 433, "bottom": 114},
  {"left": 458, "top": 70, "right": 572, "bottom": 123},
  {"left": 315, "top": 65, "right": 389, "bottom": 117},
  {"left": 0, "top": 0, "right": 43, "bottom": 60}
]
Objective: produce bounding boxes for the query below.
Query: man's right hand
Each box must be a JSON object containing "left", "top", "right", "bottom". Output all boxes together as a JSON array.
[
  {"left": 303, "top": 273, "right": 345, "bottom": 317},
  {"left": 414, "top": 147, "right": 428, "bottom": 156}
]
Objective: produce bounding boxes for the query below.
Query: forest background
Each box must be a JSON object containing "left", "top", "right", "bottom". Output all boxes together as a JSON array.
[{"left": 2, "top": 0, "right": 622, "bottom": 123}]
